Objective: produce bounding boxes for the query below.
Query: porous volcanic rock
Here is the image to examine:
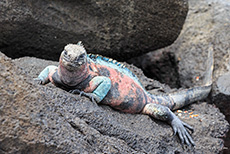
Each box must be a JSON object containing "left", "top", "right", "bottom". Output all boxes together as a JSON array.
[
  {"left": 128, "top": 49, "right": 180, "bottom": 88},
  {"left": 0, "top": 0, "right": 188, "bottom": 61},
  {"left": 0, "top": 52, "right": 228, "bottom": 153},
  {"left": 128, "top": 0, "right": 230, "bottom": 152},
  {"left": 212, "top": 53, "right": 230, "bottom": 152},
  {"left": 128, "top": 0, "right": 230, "bottom": 88}
]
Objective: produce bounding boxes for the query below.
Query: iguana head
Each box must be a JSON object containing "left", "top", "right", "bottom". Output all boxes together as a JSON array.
[{"left": 60, "top": 41, "right": 87, "bottom": 71}]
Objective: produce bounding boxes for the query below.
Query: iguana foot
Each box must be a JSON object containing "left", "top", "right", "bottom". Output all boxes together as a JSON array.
[
  {"left": 170, "top": 115, "right": 195, "bottom": 146},
  {"left": 33, "top": 78, "right": 43, "bottom": 84},
  {"left": 69, "top": 89, "right": 100, "bottom": 103},
  {"left": 69, "top": 89, "right": 82, "bottom": 94}
]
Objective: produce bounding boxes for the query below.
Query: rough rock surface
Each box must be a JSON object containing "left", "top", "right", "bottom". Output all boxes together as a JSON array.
[
  {"left": 128, "top": 0, "right": 230, "bottom": 88},
  {"left": 0, "top": 52, "right": 228, "bottom": 154},
  {"left": 212, "top": 53, "right": 230, "bottom": 153},
  {"left": 0, "top": 0, "right": 188, "bottom": 61},
  {"left": 128, "top": 49, "right": 180, "bottom": 88},
  {"left": 128, "top": 0, "right": 230, "bottom": 153}
]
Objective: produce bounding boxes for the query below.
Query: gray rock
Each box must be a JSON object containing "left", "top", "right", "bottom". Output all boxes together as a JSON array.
[
  {"left": 128, "top": 0, "right": 230, "bottom": 88},
  {"left": 128, "top": 49, "right": 180, "bottom": 89},
  {"left": 216, "top": 72, "right": 230, "bottom": 96},
  {"left": 212, "top": 53, "right": 230, "bottom": 152},
  {"left": 0, "top": 0, "right": 188, "bottom": 61},
  {"left": 128, "top": 0, "right": 230, "bottom": 152},
  {"left": 0, "top": 52, "right": 228, "bottom": 153}
]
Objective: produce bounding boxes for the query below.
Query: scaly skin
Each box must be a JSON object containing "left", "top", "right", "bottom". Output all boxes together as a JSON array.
[{"left": 35, "top": 42, "right": 214, "bottom": 146}]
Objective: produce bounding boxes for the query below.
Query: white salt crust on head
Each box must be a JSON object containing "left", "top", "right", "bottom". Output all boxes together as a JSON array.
[{"left": 64, "top": 44, "right": 86, "bottom": 55}]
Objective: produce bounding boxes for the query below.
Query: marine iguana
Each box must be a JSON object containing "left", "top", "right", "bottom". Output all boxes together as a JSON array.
[{"left": 35, "top": 41, "right": 213, "bottom": 146}]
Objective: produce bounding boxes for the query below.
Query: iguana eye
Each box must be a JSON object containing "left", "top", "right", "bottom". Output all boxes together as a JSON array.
[
  {"left": 63, "top": 50, "right": 67, "bottom": 55},
  {"left": 79, "top": 53, "right": 85, "bottom": 59}
]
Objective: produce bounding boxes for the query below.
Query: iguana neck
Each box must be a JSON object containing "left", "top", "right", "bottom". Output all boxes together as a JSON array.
[{"left": 58, "top": 60, "right": 89, "bottom": 87}]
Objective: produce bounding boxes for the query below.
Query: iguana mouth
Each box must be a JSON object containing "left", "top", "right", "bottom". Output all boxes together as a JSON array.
[
  {"left": 62, "top": 57, "right": 85, "bottom": 69},
  {"left": 66, "top": 62, "right": 77, "bottom": 67}
]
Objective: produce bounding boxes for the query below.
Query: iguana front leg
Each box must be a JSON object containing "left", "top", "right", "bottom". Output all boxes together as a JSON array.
[
  {"left": 70, "top": 76, "right": 111, "bottom": 103},
  {"left": 34, "top": 65, "right": 58, "bottom": 85},
  {"left": 142, "top": 103, "right": 195, "bottom": 146}
]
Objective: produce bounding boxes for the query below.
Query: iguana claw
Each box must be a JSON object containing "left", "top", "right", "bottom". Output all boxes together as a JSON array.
[
  {"left": 69, "top": 89, "right": 99, "bottom": 103},
  {"left": 69, "top": 89, "right": 81, "bottom": 94},
  {"left": 171, "top": 115, "right": 195, "bottom": 146},
  {"left": 33, "top": 78, "right": 43, "bottom": 84}
]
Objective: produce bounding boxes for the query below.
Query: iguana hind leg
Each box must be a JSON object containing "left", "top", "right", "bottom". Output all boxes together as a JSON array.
[{"left": 142, "top": 103, "right": 195, "bottom": 146}]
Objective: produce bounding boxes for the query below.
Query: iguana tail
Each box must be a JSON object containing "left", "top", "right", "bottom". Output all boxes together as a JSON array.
[{"left": 169, "top": 45, "right": 214, "bottom": 110}]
